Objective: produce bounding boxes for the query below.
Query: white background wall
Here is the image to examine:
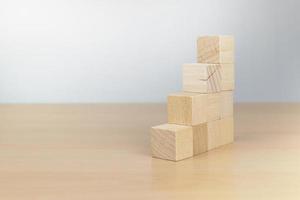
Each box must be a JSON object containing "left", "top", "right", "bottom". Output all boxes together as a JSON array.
[{"left": 0, "top": 0, "right": 299, "bottom": 103}]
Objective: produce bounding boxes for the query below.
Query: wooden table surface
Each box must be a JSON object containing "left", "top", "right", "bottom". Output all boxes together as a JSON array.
[{"left": 0, "top": 103, "right": 300, "bottom": 200}]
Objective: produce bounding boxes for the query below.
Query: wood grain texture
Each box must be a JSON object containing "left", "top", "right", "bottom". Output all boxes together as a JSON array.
[
  {"left": 182, "top": 63, "right": 221, "bottom": 93},
  {"left": 221, "top": 91, "right": 233, "bottom": 118},
  {"left": 197, "top": 35, "right": 234, "bottom": 64},
  {"left": 151, "top": 124, "right": 193, "bottom": 161},
  {"left": 168, "top": 92, "right": 220, "bottom": 125},
  {"left": 1, "top": 103, "right": 300, "bottom": 199}
]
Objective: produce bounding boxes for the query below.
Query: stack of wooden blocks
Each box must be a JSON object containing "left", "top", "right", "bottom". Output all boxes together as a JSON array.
[{"left": 151, "top": 35, "right": 235, "bottom": 161}]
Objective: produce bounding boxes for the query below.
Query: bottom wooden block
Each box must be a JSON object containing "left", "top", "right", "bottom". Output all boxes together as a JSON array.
[
  {"left": 151, "top": 124, "right": 193, "bottom": 161},
  {"left": 207, "top": 117, "right": 234, "bottom": 150},
  {"left": 193, "top": 124, "right": 208, "bottom": 155},
  {"left": 193, "top": 117, "right": 234, "bottom": 155}
]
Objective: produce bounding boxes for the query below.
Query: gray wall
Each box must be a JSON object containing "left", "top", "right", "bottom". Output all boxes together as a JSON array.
[{"left": 0, "top": 0, "right": 299, "bottom": 103}]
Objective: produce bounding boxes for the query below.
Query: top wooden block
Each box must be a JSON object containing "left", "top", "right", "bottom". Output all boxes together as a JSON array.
[{"left": 197, "top": 35, "right": 235, "bottom": 64}]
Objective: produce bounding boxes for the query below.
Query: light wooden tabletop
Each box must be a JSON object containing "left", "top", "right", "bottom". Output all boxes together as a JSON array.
[{"left": 0, "top": 103, "right": 300, "bottom": 200}]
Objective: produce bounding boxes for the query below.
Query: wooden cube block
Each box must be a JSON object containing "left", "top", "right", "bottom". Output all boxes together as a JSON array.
[
  {"left": 219, "top": 117, "right": 234, "bottom": 146},
  {"left": 220, "top": 63, "right": 235, "bottom": 90},
  {"left": 197, "top": 35, "right": 234, "bottom": 64},
  {"left": 168, "top": 92, "right": 220, "bottom": 126},
  {"left": 221, "top": 91, "right": 233, "bottom": 118},
  {"left": 151, "top": 124, "right": 193, "bottom": 161},
  {"left": 193, "top": 123, "right": 208, "bottom": 155},
  {"left": 206, "top": 120, "right": 220, "bottom": 151},
  {"left": 207, "top": 117, "right": 234, "bottom": 150},
  {"left": 207, "top": 93, "right": 221, "bottom": 122},
  {"left": 183, "top": 63, "right": 221, "bottom": 93}
]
